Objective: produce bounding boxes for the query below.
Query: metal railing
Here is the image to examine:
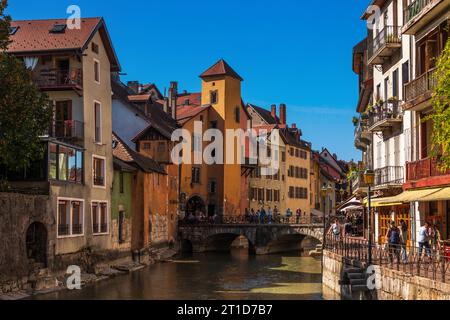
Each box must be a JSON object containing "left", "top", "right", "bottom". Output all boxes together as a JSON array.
[
  {"left": 404, "top": 68, "right": 437, "bottom": 103},
  {"left": 375, "top": 166, "right": 404, "bottom": 186},
  {"left": 49, "top": 120, "right": 84, "bottom": 141},
  {"left": 325, "top": 235, "right": 450, "bottom": 283},
  {"left": 35, "top": 68, "right": 83, "bottom": 88},
  {"left": 404, "top": 0, "right": 436, "bottom": 25},
  {"left": 368, "top": 101, "right": 402, "bottom": 128},
  {"left": 351, "top": 172, "right": 368, "bottom": 192},
  {"left": 368, "top": 26, "right": 402, "bottom": 60},
  {"left": 179, "top": 215, "right": 325, "bottom": 226},
  {"left": 406, "top": 157, "right": 450, "bottom": 181}
]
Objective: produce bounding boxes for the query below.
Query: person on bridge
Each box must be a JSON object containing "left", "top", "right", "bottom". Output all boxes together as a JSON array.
[
  {"left": 296, "top": 209, "right": 302, "bottom": 224},
  {"left": 267, "top": 207, "right": 272, "bottom": 225},
  {"left": 256, "top": 209, "right": 261, "bottom": 224},
  {"left": 286, "top": 208, "right": 292, "bottom": 223},
  {"left": 260, "top": 207, "right": 267, "bottom": 224}
]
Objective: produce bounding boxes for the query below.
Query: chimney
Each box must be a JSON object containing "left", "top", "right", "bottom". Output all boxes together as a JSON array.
[
  {"left": 291, "top": 123, "right": 297, "bottom": 129},
  {"left": 333, "top": 153, "right": 337, "bottom": 160},
  {"left": 163, "top": 97, "right": 169, "bottom": 114},
  {"left": 168, "top": 81, "right": 178, "bottom": 119},
  {"left": 271, "top": 104, "right": 277, "bottom": 122},
  {"left": 127, "top": 81, "right": 140, "bottom": 94},
  {"left": 279, "top": 104, "right": 287, "bottom": 125}
]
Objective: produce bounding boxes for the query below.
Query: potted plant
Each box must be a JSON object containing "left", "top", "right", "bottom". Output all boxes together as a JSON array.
[
  {"left": 361, "top": 112, "right": 369, "bottom": 120},
  {"left": 352, "top": 116, "right": 359, "bottom": 126}
]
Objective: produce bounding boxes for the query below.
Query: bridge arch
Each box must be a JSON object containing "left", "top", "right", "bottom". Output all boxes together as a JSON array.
[{"left": 204, "top": 233, "right": 255, "bottom": 254}]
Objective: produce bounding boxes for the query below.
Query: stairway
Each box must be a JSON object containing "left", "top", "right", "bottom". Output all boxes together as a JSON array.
[{"left": 341, "top": 266, "right": 371, "bottom": 300}]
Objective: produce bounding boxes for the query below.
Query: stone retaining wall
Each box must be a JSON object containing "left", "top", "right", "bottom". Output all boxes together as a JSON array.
[{"left": 323, "top": 250, "right": 450, "bottom": 300}]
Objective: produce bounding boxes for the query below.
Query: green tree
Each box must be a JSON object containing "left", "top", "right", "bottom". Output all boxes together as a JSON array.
[
  {"left": 425, "top": 39, "right": 450, "bottom": 171},
  {"left": 0, "top": 1, "right": 53, "bottom": 177}
]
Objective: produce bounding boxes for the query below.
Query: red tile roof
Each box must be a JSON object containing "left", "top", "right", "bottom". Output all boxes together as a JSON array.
[
  {"left": 8, "top": 18, "right": 120, "bottom": 71},
  {"left": 200, "top": 59, "right": 243, "bottom": 81},
  {"left": 177, "top": 105, "right": 210, "bottom": 125}
]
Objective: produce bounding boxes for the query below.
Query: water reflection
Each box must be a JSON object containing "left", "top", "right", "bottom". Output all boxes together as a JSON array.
[{"left": 32, "top": 249, "right": 323, "bottom": 300}]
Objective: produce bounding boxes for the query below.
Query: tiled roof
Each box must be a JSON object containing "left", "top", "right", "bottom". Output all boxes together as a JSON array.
[
  {"left": 9, "top": 18, "right": 120, "bottom": 71},
  {"left": 200, "top": 59, "right": 243, "bottom": 81},
  {"left": 247, "top": 104, "right": 279, "bottom": 125},
  {"left": 176, "top": 105, "right": 210, "bottom": 125},
  {"left": 112, "top": 133, "right": 166, "bottom": 174},
  {"left": 128, "top": 94, "right": 152, "bottom": 102}
]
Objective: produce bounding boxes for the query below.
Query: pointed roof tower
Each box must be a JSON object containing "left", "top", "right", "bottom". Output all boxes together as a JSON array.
[{"left": 199, "top": 59, "right": 243, "bottom": 81}]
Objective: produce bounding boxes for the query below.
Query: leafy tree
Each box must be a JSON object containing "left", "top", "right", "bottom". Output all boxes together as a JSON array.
[
  {"left": 0, "top": 1, "right": 53, "bottom": 177},
  {"left": 425, "top": 39, "right": 450, "bottom": 171}
]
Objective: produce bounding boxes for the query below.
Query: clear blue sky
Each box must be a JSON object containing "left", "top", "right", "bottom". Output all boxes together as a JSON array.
[{"left": 7, "top": 0, "right": 370, "bottom": 161}]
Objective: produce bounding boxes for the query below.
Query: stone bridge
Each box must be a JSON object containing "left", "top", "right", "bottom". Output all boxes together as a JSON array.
[{"left": 178, "top": 223, "right": 324, "bottom": 255}]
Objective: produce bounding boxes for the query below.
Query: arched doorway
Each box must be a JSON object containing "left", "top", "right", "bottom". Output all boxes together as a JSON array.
[
  {"left": 26, "top": 222, "right": 47, "bottom": 267},
  {"left": 186, "top": 196, "right": 206, "bottom": 217}
]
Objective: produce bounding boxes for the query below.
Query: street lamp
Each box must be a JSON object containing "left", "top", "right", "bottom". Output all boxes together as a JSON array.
[{"left": 364, "top": 169, "right": 375, "bottom": 265}]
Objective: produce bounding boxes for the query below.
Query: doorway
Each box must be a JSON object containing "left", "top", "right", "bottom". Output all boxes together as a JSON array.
[{"left": 26, "top": 222, "right": 48, "bottom": 267}]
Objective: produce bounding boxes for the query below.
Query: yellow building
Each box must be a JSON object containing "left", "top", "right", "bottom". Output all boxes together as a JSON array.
[{"left": 177, "top": 60, "right": 251, "bottom": 218}]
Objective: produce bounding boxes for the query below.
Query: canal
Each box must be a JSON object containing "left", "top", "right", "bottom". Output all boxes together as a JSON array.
[{"left": 32, "top": 248, "right": 325, "bottom": 300}]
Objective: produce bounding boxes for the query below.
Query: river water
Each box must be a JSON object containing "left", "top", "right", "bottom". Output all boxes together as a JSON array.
[{"left": 33, "top": 249, "right": 325, "bottom": 300}]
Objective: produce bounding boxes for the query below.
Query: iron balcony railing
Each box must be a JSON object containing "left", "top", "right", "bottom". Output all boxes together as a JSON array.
[
  {"left": 368, "top": 26, "right": 402, "bottom": 61},
  {"left": 404, "top": 0, "right": 436, "bottom": 24},
  {"left": 368, "top": 101, "right": 402, "bottom": 129},
  {"left": 325, "top": 235, "right": 450, "bottom": 284},
  {"left": 406, "top": 157, "right": 450, "bottom": 182},
  {"left": 35, "top": 68, "right": 83, "bottom": 89},
  {"left": 374, "top": 166, "right": 404, "bottom": 186},
  {"left": 404, "top": 68, "right": 437, "bottom": 103},
  {"left": 49, "top": 120, "right": 84, "bottom": 142}
]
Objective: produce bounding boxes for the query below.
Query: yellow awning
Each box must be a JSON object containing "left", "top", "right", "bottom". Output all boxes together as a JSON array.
[
  {"left": 377, "top": 188, "right": 443, "bottom": 204},
  {"left": 419, "top": 187, "right": 450, "bottom": 201},
  {"left": 363, "top": 197, "right": 403, "bottom": 207}
]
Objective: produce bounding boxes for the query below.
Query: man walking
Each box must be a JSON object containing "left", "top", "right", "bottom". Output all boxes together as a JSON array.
[
  {"left": 418, "top": 222, "right": 431, "bottom": 260},
  {"left": 386, "top": 221, "right": 401, "bottom": 264}
]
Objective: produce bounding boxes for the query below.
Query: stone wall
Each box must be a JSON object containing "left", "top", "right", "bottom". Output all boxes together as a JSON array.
[
  {"left": 0, "top": 192, "right": 53, "bottom": 280},
  {"left": 323, "top": 250, "right": 450, "bottom": 300},
  {"left": 151, "top": 213, "right": 169, "bottom": 247}
]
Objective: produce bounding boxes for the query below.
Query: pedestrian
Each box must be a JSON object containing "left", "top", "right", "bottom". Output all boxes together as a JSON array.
[
  {"left": 296, "top": 208, "right": 302, "bottom": 224},
  {"left": 273, "top": 206, "right": 280, "bottom": 223},
  {"left": 286, "top": 208, "right": 292, "bottom": 223},
  {"left": 418, "top": 222, "right": 432, "bottom": 260},
  {"left": 328, "top": 218, "right": 341, "bottom": 246},
  {"left": 399, "top": 220, "right": 408, "bottom": 263},
  {"left": 267, "top": 207, "right": 272, "bottom": 225},
  {"left": 256, "top": 209, "right": 261, "bottom": 224},
  {"left": 431, "top": 223, "right": 442, "bottom": 258},
  {"left": 386, "top": 221, "right": 401, "bottom": 264},
  {"left": 344, "top": 218, "right": 352, "bottom": 237},
  {"left": 260, "top": 207, "right": 267, "bottom": 224},
  {"left": 250, "top": 208, "right": 255, "bottom": 223}
]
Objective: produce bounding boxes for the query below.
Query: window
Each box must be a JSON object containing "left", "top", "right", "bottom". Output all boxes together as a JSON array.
[
  {"left": 289, "top": 187, "right": 295, "bottom": 199},
  {"left": 49, "top": 143, "right": 83, "bottom": 183},
  {"left": 192, "top": 167, "right": 201, "bottom": 184},
  {"left": 92, "top": 42, "right": 99, "bottom": 54},
  {"left": 94, "top": 60, "right": 100, "bottom": 83},
  {"left": 266, "top": 189, "right": 272, "bottom": 202},
  {"left": 50, "top": 24, "right": 67, "bottom": 33},
  {"left": 94, "top": 102, "right": 102, "bottom": 143},
  {"left": 210, "top": 90, "right": 218, "bottom": 104},
  {"left": 282, "top": 152, "right": 286, "bottom": 162},
  {"left": 157, "top": 142, "right": 166, "bottom": 152},
  {"left": 143, "top": 142, "right": 151, "bottom": 150},
  {"left": 57, "top": 199, "right": 84, "bottom": 237},
  {"left": 274, "top": 190, "right": 280, "bottom": 202},
  {"left": 235, "top": 107, "right": 240, "bottom": 123},
  {"left": 210, "top": 121, "right": 218, "bottom": 129},
  {"left": 92, "top": 202, "right": 108, "bottom": 234},
  {"left": 9, "top": 26, "right": 19, "bottom": 35},
  {"left": 208, "top": 180, "right": 217, "bottom": 194},
  {"left": 119, "top": 171, "right": 124, "bottom": 194},
  {"left": 93, "top": 157, "right": 105, "bottom": 187},
  {"left": 392, "top": 69, "right": 399, "bottom": 99}
]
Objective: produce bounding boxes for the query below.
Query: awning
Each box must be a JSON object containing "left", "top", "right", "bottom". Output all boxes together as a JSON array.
[
  {"left": 419, "top": 187, "right": 450, "bottom": 202},
  {"left": 337, "top": 197, "right": 362, "bottom": 211},
  {"left": 340, "top": 205, "right": 364, "bottom": 213},
  {"left": 363, "top": 197, "right": 403, "bottom": 207},
  {"left": 377, "top": 188, "right": 442, "bottom": 204}
]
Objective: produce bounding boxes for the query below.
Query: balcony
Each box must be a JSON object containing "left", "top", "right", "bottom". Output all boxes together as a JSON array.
[
  {"left": 34, "top": 68, "right": 83, "bottom": 91},
  {"left": 374, "top": 166, "right": 404, "bottom": 189},
  {"left": 403, "top": 0, "right": 449, "bottom": 35},
  {"left": 368, "top": 26, "right": 402, "bottom": 65},
  {"left": 354, "top": 119, "right": 371, "bottom": 152},
  {"left": 49, "top": 120, "right": 84, "bottom": 145},
  {"left": 351, "top": 172, "right": 368, "bottom": 194},
  {"left": 404, "top": 68, "right": 437, "bottom": 111},
  {"left": 406, "top": 157, "right": 450, "bottom": 180},
  {"left": 368, "top": 101, "right": 403, "bottom": 132}
]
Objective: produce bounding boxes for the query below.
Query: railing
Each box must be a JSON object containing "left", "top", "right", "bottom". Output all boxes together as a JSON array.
[
  {"left": 351, "top": 172, "right": 368, "bottom": 192},
  {"left": 35, "top": 68, "right": 83, "bottom": 89},
  {"left": 179, "top": 215, "right": 324, "bottom": 226},
  {"left": 368, "top": 26, "right": 402, "bottom": 60},
  {"left": 404, "top": 68, "right": 437, "bottom": 103},
  {"left": 404, "top": 0, "right": 436, "bottom": 24},
  {"left": 368, "top": 101, "right": 402, "bottom": 128},
  {"left": 325, "top": 235, "right": 450, "bottom": 283},
  {"left": 406, "top": 157, "right": 450, "bottom": 181},
  {"left": 375, "top": 166, "right": 404, "bottom": 186},
  {"left": 49, "top": 120, "right": 84, "bottom": 141}
]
